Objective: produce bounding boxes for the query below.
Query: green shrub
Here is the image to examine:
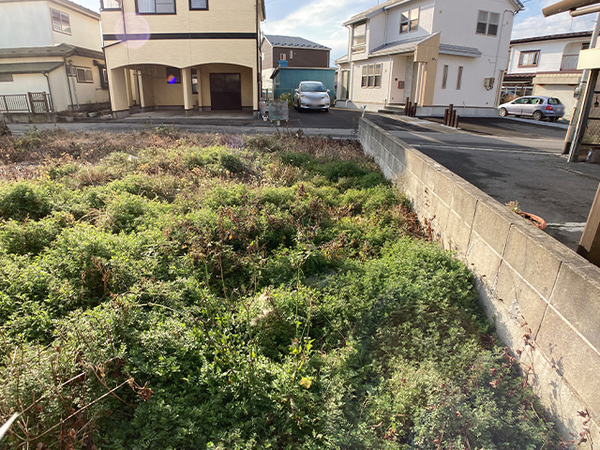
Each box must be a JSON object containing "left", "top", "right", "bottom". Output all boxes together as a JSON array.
[
  {"left": 0, "top": 182, "right": 52, "bottom": 220},
  {"left": 0, "top": 133, "right": 561, "bottom": 450}
]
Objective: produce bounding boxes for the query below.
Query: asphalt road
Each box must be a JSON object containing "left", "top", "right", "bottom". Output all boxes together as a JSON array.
[
  {"left": 5, "top": 110, "right": 599, "bottom": 250},
  {"left": 369, "top": 114, "right": 599, "bottom": 250}
]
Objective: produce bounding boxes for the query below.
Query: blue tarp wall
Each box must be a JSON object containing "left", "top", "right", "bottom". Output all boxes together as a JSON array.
[{"left": 271, "top": 67, "right": 336, "bottom": 101}]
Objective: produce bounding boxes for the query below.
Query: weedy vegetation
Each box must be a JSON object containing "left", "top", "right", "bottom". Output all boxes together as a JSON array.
[{"left": 0, "top": 128, "right": 562, "bottom": 449}]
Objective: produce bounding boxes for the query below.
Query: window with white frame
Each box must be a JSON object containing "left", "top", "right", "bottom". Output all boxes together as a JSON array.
[
  {"left": 137, "top": 0, "right": 175, "bottom": 14},
  {"left": 476, "top": 10, "right": 500, "bottom": 36},
  {"left": 76, "top": 67, "right": 93, "bottom": 83},
  {"left": 456, "top": 66, "right": 463, "bottom": 90},
  {"left": 361, "top": 63, "right": 382, "bottom": 88},
  {"left": 400, "top": 8, "right": 419, "bottom": 34},
  {"left": 518, "top": 50, "right": 540, "bottom": 67},
  {"left": 51, "top": 8, "right": 71, "bottom": 34},
  {"left": 352, "top": 22, "right": 366, "bottom": 52},
  {"left": 279, "top": 53, "right": 287, "bottom": 61}
]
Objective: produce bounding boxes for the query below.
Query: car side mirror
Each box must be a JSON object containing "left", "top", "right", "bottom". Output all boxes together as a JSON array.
[
  {"left": 294, "top": 89, "right": 299, "bottom": 93},
  {"left": 327, "top": 89, "right": 330, "bottom": 93}
]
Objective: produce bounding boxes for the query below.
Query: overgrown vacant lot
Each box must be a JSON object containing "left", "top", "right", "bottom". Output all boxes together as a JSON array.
[{"left": 0, "top": 129, "right": 560, "bottom": 449}]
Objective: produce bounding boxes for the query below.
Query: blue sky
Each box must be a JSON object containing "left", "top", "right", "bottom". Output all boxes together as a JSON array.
[{"left": 76, "top": 0, "right": 596, "bottom": 64}]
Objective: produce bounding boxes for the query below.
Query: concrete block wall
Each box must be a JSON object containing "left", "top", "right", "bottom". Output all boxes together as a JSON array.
[{"left": 359, "top": 117, "right": 600, "bottom": 447}]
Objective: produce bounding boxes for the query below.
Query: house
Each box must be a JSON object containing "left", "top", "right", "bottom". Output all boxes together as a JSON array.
[
  {"left": 502, "top": 31, "right": 592, "bottom": 120},
  {"left": 336, "top": 0, "right": 524, "bottom": 116},
  {"left": 101, "top": 0, "right": 265, "bottom": 117},
  {"left": 261, "top": 35, "right": 331, "bottom": 96},
  {"left": 0, "top": 0, "right": 109, "bottom": 116}
]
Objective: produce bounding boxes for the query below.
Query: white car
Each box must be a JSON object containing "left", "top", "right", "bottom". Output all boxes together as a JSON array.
[
  {"left": 293, "top": 81, "right": 330, "bottom": 112},
  {"left": 498, "top": 96, "right": 565, "bottom": 121}
]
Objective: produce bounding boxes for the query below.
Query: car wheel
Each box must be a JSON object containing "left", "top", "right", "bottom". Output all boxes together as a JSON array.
[
  {"left": 323, "top": 108, "right": 329, "bottom": 112},
  {"left": 499, "top": 107, "right": 508, "bottom": 117},
  {"left": 532, "top": 110, "right": 543, "bottom": 121}
]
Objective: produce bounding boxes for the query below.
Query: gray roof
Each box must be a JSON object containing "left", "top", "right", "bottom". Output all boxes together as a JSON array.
[
  {"left": 264, "top": 35, "right": 330, "bottom": 50},
  {"left": 0, "top": 62, "right": 64, "bottom": 75},
  {"left": 0, "top": 43, "right": 105, "bottom": 60},
  {"left": 510, "top": 30, "right": 593, "bottom": 45},
  {"left": 370, "top": 36, "right": 481, "bottom": 58}
]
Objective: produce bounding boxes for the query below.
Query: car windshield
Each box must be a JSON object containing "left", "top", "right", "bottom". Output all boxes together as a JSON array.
[{"left": 301, "top": 82, "right": 326, "bottom": 92}]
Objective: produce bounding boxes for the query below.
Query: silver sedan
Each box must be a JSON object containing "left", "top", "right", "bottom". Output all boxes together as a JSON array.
[{"left": 498, "top": 96, "right": 565, "bottom": 121}]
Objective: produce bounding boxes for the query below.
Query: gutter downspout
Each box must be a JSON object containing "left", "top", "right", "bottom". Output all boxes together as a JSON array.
[
  {"left": 493, "top": 10, "right": 516, "bottom": 106},
  {"left": 256, "top": 0, "right": 261, "bottom": 115}
]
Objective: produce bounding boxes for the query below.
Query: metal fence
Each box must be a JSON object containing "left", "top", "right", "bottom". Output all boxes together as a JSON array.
[{"left": 0, "top": 92, "right": 53, "bottom": 113}]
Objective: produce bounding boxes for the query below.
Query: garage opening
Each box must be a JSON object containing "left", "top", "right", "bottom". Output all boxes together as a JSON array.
[{"left": 210, "top": 73, "right": 242, "bottom": 110}]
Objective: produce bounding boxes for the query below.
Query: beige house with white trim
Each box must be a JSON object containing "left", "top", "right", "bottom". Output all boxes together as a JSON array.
[
  {"left": 0, "top": 0, "right": 109, "bottom": 113},
  {"left": 101, "top": 0, "right": 265, "bottom": 117},
  {"left": 336, "top": 0, "right": 524, "bottom": 116}
]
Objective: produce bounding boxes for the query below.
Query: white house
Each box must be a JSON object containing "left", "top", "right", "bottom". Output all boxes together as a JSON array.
[
  {"left": 0, "top": 0, "right": 109, "bottom": 114},
  {"left": 336, "top": 0, "right": 524, "bottom": 116},
  {"left": 502, "top": 31, "right": 592, "bottom": 120}
]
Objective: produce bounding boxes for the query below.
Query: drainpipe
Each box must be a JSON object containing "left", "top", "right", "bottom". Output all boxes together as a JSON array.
[
  {"left": 493, "top": 10, "right": 516, "bottom": 106},
  {"left": 255, "top": 0, "right": 262, "bottom": 115}
]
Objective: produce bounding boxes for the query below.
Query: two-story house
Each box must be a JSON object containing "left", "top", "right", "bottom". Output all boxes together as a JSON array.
[
  {"left": 261, "top": 35, "right": 330, "bottom": 94},
  {"left": 101, "top": 0, "right": 265, "bottom": 117},
  {"left": 0, "top": 0, "right": 109, "bottom": 114},
  {"left": 336, "top": 0, "right": 524, "bottom": 116},
  {"left": 502, "top": 31, "right": 592, "bottom": 120}
]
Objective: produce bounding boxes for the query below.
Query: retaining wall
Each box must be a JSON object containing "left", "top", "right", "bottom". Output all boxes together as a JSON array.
[{"left": 359, "top": 117, "right": 600, "bottom": 446}]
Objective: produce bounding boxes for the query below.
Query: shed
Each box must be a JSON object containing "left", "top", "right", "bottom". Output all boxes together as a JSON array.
[{"left": 271, "top": 67, "right": 336, "bottom": 101}]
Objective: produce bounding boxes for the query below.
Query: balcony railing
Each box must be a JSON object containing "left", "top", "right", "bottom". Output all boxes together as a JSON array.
[
  {"left": 0, "top": 92, "right": 53, "bottom": 114},
  {"left": 560, "top": 53, "right": 580, "bottom": 71}
]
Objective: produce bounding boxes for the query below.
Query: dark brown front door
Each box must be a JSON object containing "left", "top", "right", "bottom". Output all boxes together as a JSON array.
[{"left": 210, "top": 73, "right": 242, "bottom": 110}]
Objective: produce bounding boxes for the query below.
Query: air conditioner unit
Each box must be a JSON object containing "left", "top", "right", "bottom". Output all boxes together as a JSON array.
[{"left": 484, "top": 77, "right": 495, "bottom": 89}]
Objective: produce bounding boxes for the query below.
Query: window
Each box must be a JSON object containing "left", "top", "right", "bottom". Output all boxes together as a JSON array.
[
  {"left": 0, "top": 74, "right": 13, "bottom": 82},
  {"left": 518, "top": 50, "right": 540, "bottom": 67},
  {"left": 441, "top": 65, "right": 448, "bottom": 89},
  {"left": 476, "top": 10, "right": 500, "bottom": 36},
  {"left": 361, "top": 63, "right": 382, "bottom": 88},
  {"left": 456, "top": 66, "right": 463, "bottom": 90},
  {"left": 137, "top": 0, "right": 175, "bottom": 14},
  {"left": 400, "top": 8, "right": 419, "bottom": 34},
  {"left": 189, "top": 0, "right": 207, "bottom": 10},
  {"left": 290, "top": 50, "right": 294, "bottom": 59},
  {"left": 279, "top": 53, "right": 287, "bottom": 61},
  {"left": 76, "top": 67, "right": 93, "bottom": 83},
  {"left": 101, "top": 0, "right": 121, "bottom": 10},
  {"left": 51, "top": 8, "right": 71, "bottom": 34},
  {"left": 352, "top": 22, "right": 366, "bottom": 52}
]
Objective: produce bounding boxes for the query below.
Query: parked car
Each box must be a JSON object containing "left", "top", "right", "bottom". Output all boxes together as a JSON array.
[
  {"left": 293, "top": 81, "right": 330, "bottom": 112},
  {"left": 498, "top": 96, "right": 565, "bottom": 121}
]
